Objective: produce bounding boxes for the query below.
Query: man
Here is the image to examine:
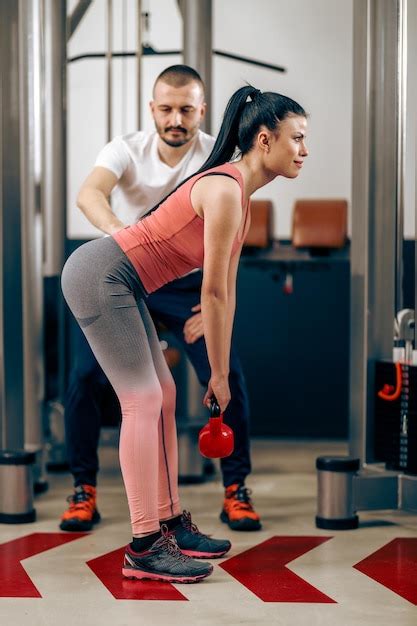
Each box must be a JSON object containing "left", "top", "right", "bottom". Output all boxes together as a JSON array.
[{"left": 61, "top": 65, "right": 261, "bottom": 533}]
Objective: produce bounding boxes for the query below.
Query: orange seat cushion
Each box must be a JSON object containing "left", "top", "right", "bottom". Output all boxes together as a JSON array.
[
  {"left": 244, "top": 200, "right": 273, "bottom": 248},
  {"left": 292, "top": 199, "right": 347, "bottom": 248}
]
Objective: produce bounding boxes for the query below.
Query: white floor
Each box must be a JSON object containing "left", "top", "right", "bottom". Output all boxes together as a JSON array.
[{"left": 1, "top": 439, "right": 417, "bottom": 626}]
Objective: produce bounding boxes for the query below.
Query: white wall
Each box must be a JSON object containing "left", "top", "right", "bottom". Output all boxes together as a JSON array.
[
  {"left": 67, "top": 0, "right": 354, "bottom": 239},
  {"left": 213, "top": 0, "right": 353, "bottom": 237}
]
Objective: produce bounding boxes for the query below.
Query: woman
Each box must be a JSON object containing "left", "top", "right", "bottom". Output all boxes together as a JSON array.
[{"left": 62, "top": 85, "right": 308, "bottom": 583}]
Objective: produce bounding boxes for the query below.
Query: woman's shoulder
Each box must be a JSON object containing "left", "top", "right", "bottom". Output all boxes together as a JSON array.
[
  {"left": 188, "top": 165, "right": 243, "bottom": 208},
  {"left": 170, "top": 163, "right": 243, "bottom": 209}
]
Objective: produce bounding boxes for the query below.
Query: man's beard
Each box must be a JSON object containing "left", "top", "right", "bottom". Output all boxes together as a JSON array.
[{"left": 156, "top": 123, "right": 198, "bottom": 147}]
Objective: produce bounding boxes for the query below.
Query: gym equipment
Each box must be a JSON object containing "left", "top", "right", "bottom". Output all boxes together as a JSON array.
[
  {"left": 0, "top": 451, "right": 36, "bottom": 523},
  {"left": 198, "top": 398, "right": 234, "bottom": 459},
  {"left": 292, "top": 199, "right": 348, "bottom": 250},
  {"left": 374, "top": 309, "right": 417, "bottom": 474},
  {"left": 317, "top": 309, "right": 417, "bottom": 530},
  {"left": 243, "top": 200, "right": 273, "bottom": 249},
  {"left": 316, "top": 1, "right": 417, "bottom": 529},
  {"left": 178, "top": 423, "right": 207, "bottom": 484},
  {"left": 374, "top": 361, "right": 417, "bottom": 474},
  {"left": 316, "top": 457, "right": 360, "bottom": 530}
]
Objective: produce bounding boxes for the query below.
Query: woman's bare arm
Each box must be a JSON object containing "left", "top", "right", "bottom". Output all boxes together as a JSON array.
[{"left": 193, "top": 175, "right": 242, "bottom": 410}]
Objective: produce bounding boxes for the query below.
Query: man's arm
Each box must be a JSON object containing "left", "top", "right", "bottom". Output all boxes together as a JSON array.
[
  {"left": 77, "top": 166, "right": 125, "bottom": 235},
  {"left": 223, "top": 241, "right": 243, "bottom": 371}
]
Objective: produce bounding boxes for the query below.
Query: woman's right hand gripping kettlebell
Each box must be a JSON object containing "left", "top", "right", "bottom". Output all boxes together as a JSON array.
[{"left": 203, "top": 375, "right": 231, "bottom": 413}]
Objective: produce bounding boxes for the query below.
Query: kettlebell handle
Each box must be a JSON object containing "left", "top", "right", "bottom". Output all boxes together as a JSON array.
[{"left": 210, "top": 396, "right": 221, "bottom": 418}]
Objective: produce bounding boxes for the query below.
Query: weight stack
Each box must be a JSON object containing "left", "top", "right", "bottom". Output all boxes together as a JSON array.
[{"left": 374, "top": 361, "right": 417, "bottom": 474}]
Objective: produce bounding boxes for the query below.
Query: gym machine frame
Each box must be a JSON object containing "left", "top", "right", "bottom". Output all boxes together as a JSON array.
[{"left": 317, "top": 0, "right": 417, "bottom": 529}]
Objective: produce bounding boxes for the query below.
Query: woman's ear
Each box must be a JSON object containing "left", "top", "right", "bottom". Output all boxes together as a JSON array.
[{"left": 258, "top": 130, "right": 270, "bottom": 153}]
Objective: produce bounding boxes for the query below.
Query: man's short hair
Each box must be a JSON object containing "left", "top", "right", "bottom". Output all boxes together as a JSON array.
[{"left": 153, "top": 64, "right": 205, "bottom": 95}]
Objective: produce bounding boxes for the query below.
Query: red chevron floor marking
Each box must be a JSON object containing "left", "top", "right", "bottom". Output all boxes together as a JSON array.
[
  {"left": 354, "top": 538, "right": 417, "bottom": 605},
  {"left": 220, "top": 536, "right": 336, "bottom": 603},
  {"left": 0, "top": 532, "right": 87, "bottom": 597},
  {"left": 87, "top": 546, "right": 187, "bottom": 601}
]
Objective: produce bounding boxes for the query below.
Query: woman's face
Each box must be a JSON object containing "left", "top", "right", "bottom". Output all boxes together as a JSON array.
[{"left": 266, "top": 114, "right": 308, "bottom": 178}]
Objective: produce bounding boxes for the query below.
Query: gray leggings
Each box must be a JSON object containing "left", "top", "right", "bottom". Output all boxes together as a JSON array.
[{"left": 61, "top": 237, "right": 180, "bottom": 535}]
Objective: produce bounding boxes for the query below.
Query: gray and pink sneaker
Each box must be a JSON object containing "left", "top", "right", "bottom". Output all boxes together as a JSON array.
[
  {"left": 122, "top": 525, "right": 213, "bottom": 583},
  {"left": 173, "top": 511, "right": 231, "bottom": 559}
]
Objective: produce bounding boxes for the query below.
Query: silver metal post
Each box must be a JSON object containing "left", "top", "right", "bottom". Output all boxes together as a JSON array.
[
  {"left": 19, "top": 0, "right": 45, "bottom": 471},
  {"left": 42, "top": 1, "right": 68, "bottom": 472},
  {"left": 349, "top": 0, "right": 372, "bottom": 464},
  {"left": 107, "top": 0, "right": 113, "bottom": 142},
  {"left": 350, "top": 0, "right": 402, "bottom": 463},
  {"left": 180, "top": 0, "right": 212, "bottom": 134},
  {"left": 136, "top": 0, "right": 142, "bottom": 129},
  {"left": 43, "top": 0, "right": 67, "bottom": 277},
  {"left": 396, "top": 0, "right": 407, "bottom": 313}
]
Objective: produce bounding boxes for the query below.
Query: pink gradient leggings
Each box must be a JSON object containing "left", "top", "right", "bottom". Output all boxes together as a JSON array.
[{"left": 61, "top": 237, "right": 181, "bottom": 534}]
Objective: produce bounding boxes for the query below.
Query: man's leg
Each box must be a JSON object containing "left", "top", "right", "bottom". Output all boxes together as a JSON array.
[
  {"left": 65, "top": 322, "right": 109, "bottom": 486},
  {"left": 146, "top": 272, "right": 261, "bottom": 530},
  {"left": 60, "top": 322, "right": 120, "bottom": 530},
  {"left": 219, "top": 346, "right": 251, "bottom": 487}
]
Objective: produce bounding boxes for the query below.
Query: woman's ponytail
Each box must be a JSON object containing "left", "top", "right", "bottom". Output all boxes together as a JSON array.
[{"left": 196, "top": 85, "right": 258, "bottom": 174}]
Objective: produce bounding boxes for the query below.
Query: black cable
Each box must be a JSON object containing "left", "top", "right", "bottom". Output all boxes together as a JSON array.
[{"left": 67, "top": 45, "right": 286, "bottom": 73}]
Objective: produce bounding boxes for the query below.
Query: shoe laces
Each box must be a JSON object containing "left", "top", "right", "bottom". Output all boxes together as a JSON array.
[
  {"left": 227, "top": 485, "right": 253, "bottom": 511},
  {"left": 181, "top": 510, "right": 207, "bottom": 537},
  {"left": 66, "top": 488, "right": 94, "bottom": 510},
  {"left": 159, "top": 525, "right": 190, "bottom": 562}
]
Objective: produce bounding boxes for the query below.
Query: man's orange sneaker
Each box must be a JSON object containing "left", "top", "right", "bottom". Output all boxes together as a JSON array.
[
  {"left": 220, "top": 484, "right": 262, "bottom": 531},
  {"left": 60, "top": 484, "right": 101, "bottom": 531}
]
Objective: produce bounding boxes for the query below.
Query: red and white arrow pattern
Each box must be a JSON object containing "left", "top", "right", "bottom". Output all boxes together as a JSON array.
[
  {"left": 219, "top": 536, "right": 336, "bottom": 603},
  {"left": 354, "top": 538, "right": 417, "bottom": 605},
  {"left": 0, "top": 533, "right": 87, "bottom": 597},
  {"left": 1, "top": 534, "right": 417, "bottom": 604}
]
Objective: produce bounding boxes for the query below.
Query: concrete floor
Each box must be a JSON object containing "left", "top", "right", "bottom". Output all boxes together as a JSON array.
[{"left": 1, "top": 439, "right": 417, "bottom": 626}]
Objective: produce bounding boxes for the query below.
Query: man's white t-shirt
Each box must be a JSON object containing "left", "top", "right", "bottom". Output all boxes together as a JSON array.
[{"left": 94, "top": 129, "right": 215, "bottom": 225}]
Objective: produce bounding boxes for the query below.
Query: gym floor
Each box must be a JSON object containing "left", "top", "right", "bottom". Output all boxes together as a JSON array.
[{"left": 1, "top": 439, "right": 416, "bottom": 626}]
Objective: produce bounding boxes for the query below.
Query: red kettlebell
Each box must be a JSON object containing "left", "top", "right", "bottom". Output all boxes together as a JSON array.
[{"left": 198, "top": 397, "right": 234, "bottom": 459}]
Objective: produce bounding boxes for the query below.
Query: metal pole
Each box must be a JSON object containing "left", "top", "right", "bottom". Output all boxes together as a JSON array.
[
  {"left": 180, "top": 0, "right": 212, "bottom": 134},
  {"left": 350, "top": 0, "right": 402, "bottom": 463},
  {"left": 349, "top": 0, "right": 372, "bottom": 464},
  {"left": 42, "top": 1, "right": 68, "bottom": 473},
  {"left": 136, "top": 0, "right": 142, "bottom": 129},
  {"left": 0, "top": 0, "right": 25, "bottom": 450},
  {"left": 19, "top": 0, "right": 45, "bottom": 475},
  {"left": 396, "top": 0, "right": 407, "bottom": 313},
  {"left": 43, "top": 0, "right": 67, "bottom": 278},
  {"left": 107, "top": 0, "right": 113, "bottom": 142}
]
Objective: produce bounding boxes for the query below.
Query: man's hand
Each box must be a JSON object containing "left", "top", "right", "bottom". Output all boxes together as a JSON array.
[
  {"left": 108, "top": 222, "right": 126, "bottom": 235},
  {"left": 183, "top": 304, "right": 204, "bottom": 344},
  {"left": 77, "top": 166, "right": 125, "bottom": 235}
]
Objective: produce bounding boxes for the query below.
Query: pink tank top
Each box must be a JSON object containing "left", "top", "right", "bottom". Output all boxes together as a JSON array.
[{"left": 112, "top": 163, "right": 250, "bottom": 294}]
